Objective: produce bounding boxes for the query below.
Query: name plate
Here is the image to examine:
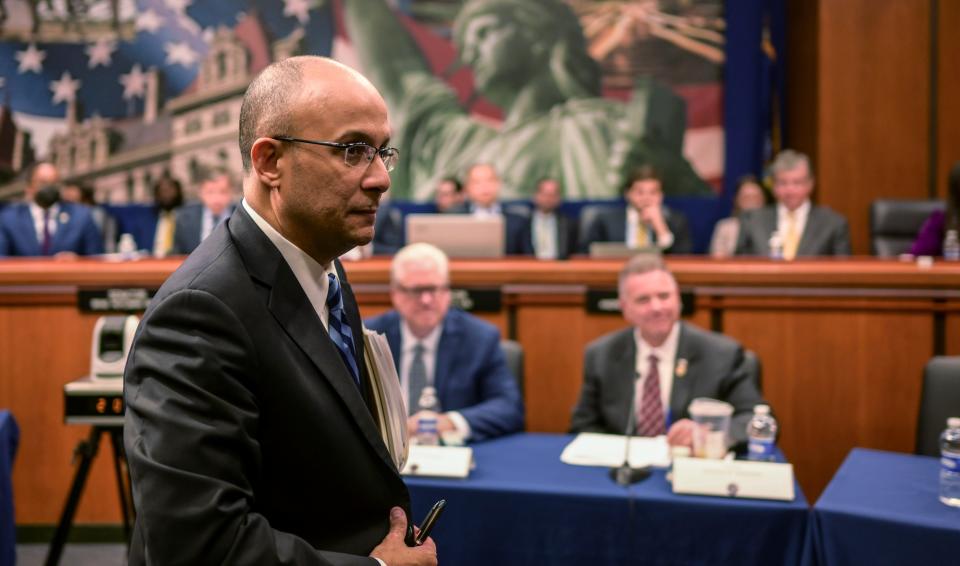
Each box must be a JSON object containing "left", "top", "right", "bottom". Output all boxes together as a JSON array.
[
  {"left": 401, "top": 445, "right": 473, "bottom": 479},
  {"left": 672, "top": 457, "right": 795, "bottom": 501}
]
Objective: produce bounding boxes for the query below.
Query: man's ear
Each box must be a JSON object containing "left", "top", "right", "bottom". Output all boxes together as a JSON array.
[{"left": 250, "top": 137, "right": 283, "bottom": 188}]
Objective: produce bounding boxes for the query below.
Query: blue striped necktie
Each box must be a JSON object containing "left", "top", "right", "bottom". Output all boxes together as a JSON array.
[{"left": 326, "top": 273, "right": 360, "bottom": 388}]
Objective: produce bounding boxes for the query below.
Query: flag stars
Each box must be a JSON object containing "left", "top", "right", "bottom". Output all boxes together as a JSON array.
[
  {"left": 15, "top": 44, "right": 46, "bottom": 74},
  {"left": 283, "top": 0, "right": 311, "bottom": 25},
  {"left": 50, "top": 71, "right": 81, "bottom": 105},
  {"left": 136, "top": 10, "right": 164, "bottom": 34},
  {"left": 165, "top": 41, "right": 199, "bottom": 67},
  {"left": 86, "top": 38, "right": 117, "bottom": 69},
  {"left": 120, "top": 64, "right": 148, "bottom": 100}
]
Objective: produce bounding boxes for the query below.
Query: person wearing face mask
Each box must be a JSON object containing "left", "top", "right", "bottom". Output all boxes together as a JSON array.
[
  {"left": 365, "top": 243, "right": 524, "bottom": 442},
  {"left": 570, "top": 254, "right": 766, "bottom": 451},
  {"left": 0, "top": 161, "right": 104, "bottom": 257},
  {"left": 580, "top": 166, "right": 693, "bottom": 254}
]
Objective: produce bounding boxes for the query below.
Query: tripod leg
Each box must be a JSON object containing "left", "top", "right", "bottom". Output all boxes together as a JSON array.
[
  {"left": 44, "top": 427, "right": 103, "bottom": 566},
  {"left": 108, "top": 429, "right": 133, "bottom": 547}
]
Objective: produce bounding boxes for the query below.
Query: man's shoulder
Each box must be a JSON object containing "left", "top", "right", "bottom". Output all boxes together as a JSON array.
[
  {"left": 364, "top": 310, "right": 401, "bottom": 332},
  {"left": 446, "top": 308, "right": 499, "bottom": 339},
  {"left": 0, "top": 202, "right": 26, "bottom": 220},
  {"left": 680, "top": 322, "right": 740, "bottom": 354},
  {"left": 810, "top": 205, "right": 848, "bottom": 226},
  {"left": 153, "top": 228, "right": 244, "bottom": 305},
  {"left": 586, "top": 326, "right": 633, "bottom": 353}
]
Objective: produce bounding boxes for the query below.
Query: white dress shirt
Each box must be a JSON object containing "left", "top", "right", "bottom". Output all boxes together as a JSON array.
[
  {"left": 29, "top": 202, "right": 59, "bottom": 244},
  {"left": 776, "top": 200, "right": 811, "bottom": 242},
  {"left": 471, "top": 203, "right": 502, "bottom": 218},
  {"left": 532, "top": 211, "right": 558, "bottom": 259},
  {"left": 399, "top": 320, "right": 471, "bottom": 438},
  {"left": 633, "top": 322, "right": 681, "bottom": 425},
  {"left": 626, "top": 206, "right": 674, "bottom": 249},
  {"left": 243, "top": 199, "right": 337, "bottom": 330}
]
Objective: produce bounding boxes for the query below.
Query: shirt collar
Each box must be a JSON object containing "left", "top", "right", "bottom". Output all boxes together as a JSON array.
[
  {"left": 634, "top": 321, "right": 681, "bottom": 362},
  {"left": 400, "top": 318, "right": 443, "bottom": 354},
  {"left": 777, "top": 200, "right": 811, "bottom": 223}
]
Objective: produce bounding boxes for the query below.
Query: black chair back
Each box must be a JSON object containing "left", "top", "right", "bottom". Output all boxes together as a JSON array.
[
  {"left": 870, "top": 199, "right": 944, "bottom": 256},
  {"left": 501, "top": 340, "right": 524, "bottom": 401},
  {"left": 916, "top": 356, "right": 960, "bottom": 456}
]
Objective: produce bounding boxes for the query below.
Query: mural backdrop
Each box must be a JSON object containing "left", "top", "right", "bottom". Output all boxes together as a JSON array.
[{"left": 0, "top": 0, "right": 738, "bottom": 205}]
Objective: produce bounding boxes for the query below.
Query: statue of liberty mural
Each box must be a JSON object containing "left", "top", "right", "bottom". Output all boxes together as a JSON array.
[{"left": 343, "top": 0, "right": 710, "bottom": 200}]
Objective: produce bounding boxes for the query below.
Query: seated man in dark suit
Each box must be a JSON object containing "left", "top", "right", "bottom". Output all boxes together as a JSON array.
[
  {"left": 736, "top": 149, "right": 850, "bottom": 258},
  {"left": 0, "top": 161, "right": 104, "bottom": 257},
  {"left": 170, "top": 165, "right": 237, "bottom": 255},
  {"left": 449, "top": 163, "right": 534, "bottom": 255},
  {"left": 531, "top": 178, "right": 578, "bottom": 259},
  {"left": 433, "top": 176, "right": 464, "bottom": 213},
  {"left": 579, "top": 165, "right": 693, "bottom": 254},
  {"left": 570, "top": 254, "right": 765, "bottom": 450},
  {"left": 365, "top": 243, "right": 524, "bottom": 442}
]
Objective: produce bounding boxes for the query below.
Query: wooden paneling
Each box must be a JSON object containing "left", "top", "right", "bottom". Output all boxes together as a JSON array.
[
  {"left": 3, "top": 258, "right": 959, "bottom": 521},
  {"left": 937, "top": 0, "right": 960, "bottom": 197},
  {"left": 723, "top": 300, "right": 933, "bottom": 498},
  {"left": 815, "top": 0, "right": 932, "bottom": 254},
  {"left": 785, "top": 0, "right": 819, "bottom": 160}
]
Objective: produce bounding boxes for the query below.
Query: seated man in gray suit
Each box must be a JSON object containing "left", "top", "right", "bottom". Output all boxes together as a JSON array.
[
  {"left": 365, "top": 243, "right": 524, "bottom": 442},
  {"left": 171, "top": 165, "right": 237, "bottom": 255},
  {"left": 736, "top": 149, "right": 850, "bottom": 258},
  {"left": 570, "top": 254, "right": 766, "bottom": 450}
]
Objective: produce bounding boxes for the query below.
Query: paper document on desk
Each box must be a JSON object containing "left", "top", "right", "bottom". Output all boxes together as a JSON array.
[
  {"left": 362, "top": 328, "right": 409, "bottom": 471},
  {"left": 561, "top": 433, "right": 671, "bottom": 468},
  {"left": 401, "top": 445, "right": 474, "bottom": 478},
  {"left": 672, "top": 457, "right": 795, "bottom": 501}
]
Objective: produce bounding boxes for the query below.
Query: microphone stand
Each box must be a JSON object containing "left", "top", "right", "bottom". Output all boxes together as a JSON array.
[{"left": 610, "top": 372, "right": 651, "bottom": 485}]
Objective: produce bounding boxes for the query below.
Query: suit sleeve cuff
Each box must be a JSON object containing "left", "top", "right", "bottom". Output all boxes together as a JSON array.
[
  {"left": 446, "top": 411, "right": 472, "bottom": 441},
  {"left": 373, "top": 558, "right": 387, "bottom": 566}
]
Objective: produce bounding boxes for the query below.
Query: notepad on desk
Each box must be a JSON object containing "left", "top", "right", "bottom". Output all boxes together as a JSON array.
[
  {"left": 401, "top": 445, "right": 474, "bottom": 478},
  {"left": 561, "top": 433, "right": 672, "bottom": 469}
]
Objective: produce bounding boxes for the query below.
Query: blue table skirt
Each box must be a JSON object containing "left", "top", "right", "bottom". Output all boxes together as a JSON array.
[
  {"left": 0, "top": 410, "right": 19, "bottom": 566},
  {"left": 405, "top": 433, "right": 810, "bottom": 566},
  {"left": 809, "top": 448, "right": 960, "bottom": 566}
]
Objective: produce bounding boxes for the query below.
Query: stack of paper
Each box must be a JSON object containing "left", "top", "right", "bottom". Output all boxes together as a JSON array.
[
  {"left": 401, "top": 445, "right": 474, "bottom": 478},
  {"left": 362, "top": 328, "right": 409, "bottom": 471},
  {"left": 560, "top": 432, "right": 672, "bottom": 468}
]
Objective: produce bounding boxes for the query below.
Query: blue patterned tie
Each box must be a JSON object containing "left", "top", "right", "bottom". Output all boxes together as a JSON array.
[{"left": 326, "top": 273, "right": 360, "bottom": 388}]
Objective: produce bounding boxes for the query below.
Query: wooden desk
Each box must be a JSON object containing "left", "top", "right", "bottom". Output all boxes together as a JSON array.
[{"left": 1, "top": 257, "right": 958, "bottom": 523}]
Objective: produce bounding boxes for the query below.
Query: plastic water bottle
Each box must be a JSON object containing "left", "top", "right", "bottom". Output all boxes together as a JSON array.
[
  {"left": 414, "top": 386, "right": 440, "bottom": 446},
  {"left": 768, "top": 232, "right": 784, "bottom": 260},
  {"left": 746, "top": 405, "right": 778, "bottom": 461},
  {"left": 939, "top": 417, "right": 960, "bottom": 507},
  {"left": 943, "top": 229, "right": 960, "bottom": 261}
]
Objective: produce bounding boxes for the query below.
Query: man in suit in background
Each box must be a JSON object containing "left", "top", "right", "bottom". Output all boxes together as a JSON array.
[
  {"left": 450, "top": 163, "right": 534, "bottom": 255},
  {"left": 145, "top": 175, "right": 184, "bottom": 257},
  {"left": 570, "top": 254, "right": 765, "bottom": 450},
  {"left": 125, "top": 56, "right": 436, "bottom": 565},
  {"left": 0, "top": 161, "right": 104, "bottom": 257},
  {"left": 366, "top": 243, "right": 524, "bottom": 442},
  {"left": 530, "top": 178, "right": 578, "bottom": 259},
  {"left": 736, "top": 149, "right": 850, "bottom": 258},
  {"left": 433, "top": 176, "right": 464, "bottom": 213},
  {"left": 579, "top": 165, "right": 693, "bottom": 254},
  {"left": 170, "top": 165, "right": 237, "bottom": 255}
]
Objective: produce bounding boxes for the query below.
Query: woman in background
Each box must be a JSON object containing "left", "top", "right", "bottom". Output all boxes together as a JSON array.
[
  {"left": 709, "top": 175, "right": 771, "bottom": 257},
  {"left": 910, "top": 162, "right": 960, "bottom": 256}
]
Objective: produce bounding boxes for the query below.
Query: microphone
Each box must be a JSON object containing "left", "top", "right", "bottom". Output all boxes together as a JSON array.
[{"left": 609, "top": 371, "right": 651, "bottom": 485}]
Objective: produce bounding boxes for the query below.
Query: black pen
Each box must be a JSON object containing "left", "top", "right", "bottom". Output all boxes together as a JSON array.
[{"left": 415, "top": 499, "right": 446, "bottom": 546}]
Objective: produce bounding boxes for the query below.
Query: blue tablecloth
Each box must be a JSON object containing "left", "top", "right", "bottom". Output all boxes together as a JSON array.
[
  {"left": 0, "top": 410, "right": 19, "bottom": 566},
  {"left": 809, "top": 448, "right": 960, "bottom": 566},
  {"left": 405, "top": 433, "right": 810, "bottom": 566}
]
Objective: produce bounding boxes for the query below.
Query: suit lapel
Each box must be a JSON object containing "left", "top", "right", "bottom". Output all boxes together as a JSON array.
[
  {"left": 229, "top": 208, "right": 397, "bottom": 472},
  {"left": 434, "top": 311, "right": 461, "bottom": 402},
  {"left": 49, "top": 205, "right": 72, "bottom": 253},
  {"left": 556, "top": 215, "right": 569, "bottom": 258},
  {"left": 610, "top": 330, "right": 638, "bottom": 433},
  {"left": 16, "top": 205, "right": 41, "bottom": 255},
  {"left": 797, "top": 207, "right": 820, "bottom": 256},
  {"left": 670, "top": 323, "right": 697, "bottom": 421}
]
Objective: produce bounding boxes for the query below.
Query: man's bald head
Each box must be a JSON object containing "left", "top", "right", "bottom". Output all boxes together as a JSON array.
[
  {"left": 238, "top": 56, "right": 378, "bottom": 173},
  {"left": 26, "top": 162, "right": 59, "bottom": 198}
]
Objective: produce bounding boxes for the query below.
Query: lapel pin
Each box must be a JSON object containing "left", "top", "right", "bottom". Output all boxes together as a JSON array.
[
  {"left": 675, "top": 358, "right": 688, "bottom": 378},
  {"left": 59, "top": 211, "right": 70, "bottom": 224}
]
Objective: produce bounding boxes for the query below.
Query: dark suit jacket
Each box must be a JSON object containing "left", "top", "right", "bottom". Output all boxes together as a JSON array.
[
  {"left": 450, "top": 202, "right": 534, "bottom": 255},
  {"left": 735, "top": 205, "right": 851, "bottom": 257},
  {"left": 0, "top": 202, "right": 104, "bottom": 256},
  {"left": 364, "top": 309, "right": 524, "bottom": 442},
  {"left": 531, "top": 212, "right": 578, "bottom": 259},
  {"left": 171, "top": 202, "right": 236, "bottom": 255},
  {"left": 569, "top": 322, "right": 765, "bottom": 446},
  {"left": 579, "top": 205, "right": 693, "bottom": 254},
  {"left": 124, "top": 207, "right": 409, "bottom": 565}
]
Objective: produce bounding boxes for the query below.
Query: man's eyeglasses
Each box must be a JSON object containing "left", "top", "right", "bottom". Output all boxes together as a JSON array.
[
  {"left": 271, "top": 136, "right": 400, "bottom": 172},
  {"left": 394, "top": 284, "right": 450, "bottom": 298}
]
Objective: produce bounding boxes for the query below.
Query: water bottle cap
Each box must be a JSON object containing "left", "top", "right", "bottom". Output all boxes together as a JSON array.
[
  {"left": 754, "top": 404, "right": 770, "bottom": 415},
  {"left": 948, "top": 417, "right": 960, "bottom": 428}
]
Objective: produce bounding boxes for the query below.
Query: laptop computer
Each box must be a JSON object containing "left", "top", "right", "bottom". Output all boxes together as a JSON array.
[{"left": 405, "top": 214, "right": 505, "bottom": 258}]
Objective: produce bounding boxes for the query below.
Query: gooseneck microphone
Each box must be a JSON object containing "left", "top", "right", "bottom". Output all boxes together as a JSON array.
[{"left": 610, "top": 371, "right": 652, "bottom": 485}]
